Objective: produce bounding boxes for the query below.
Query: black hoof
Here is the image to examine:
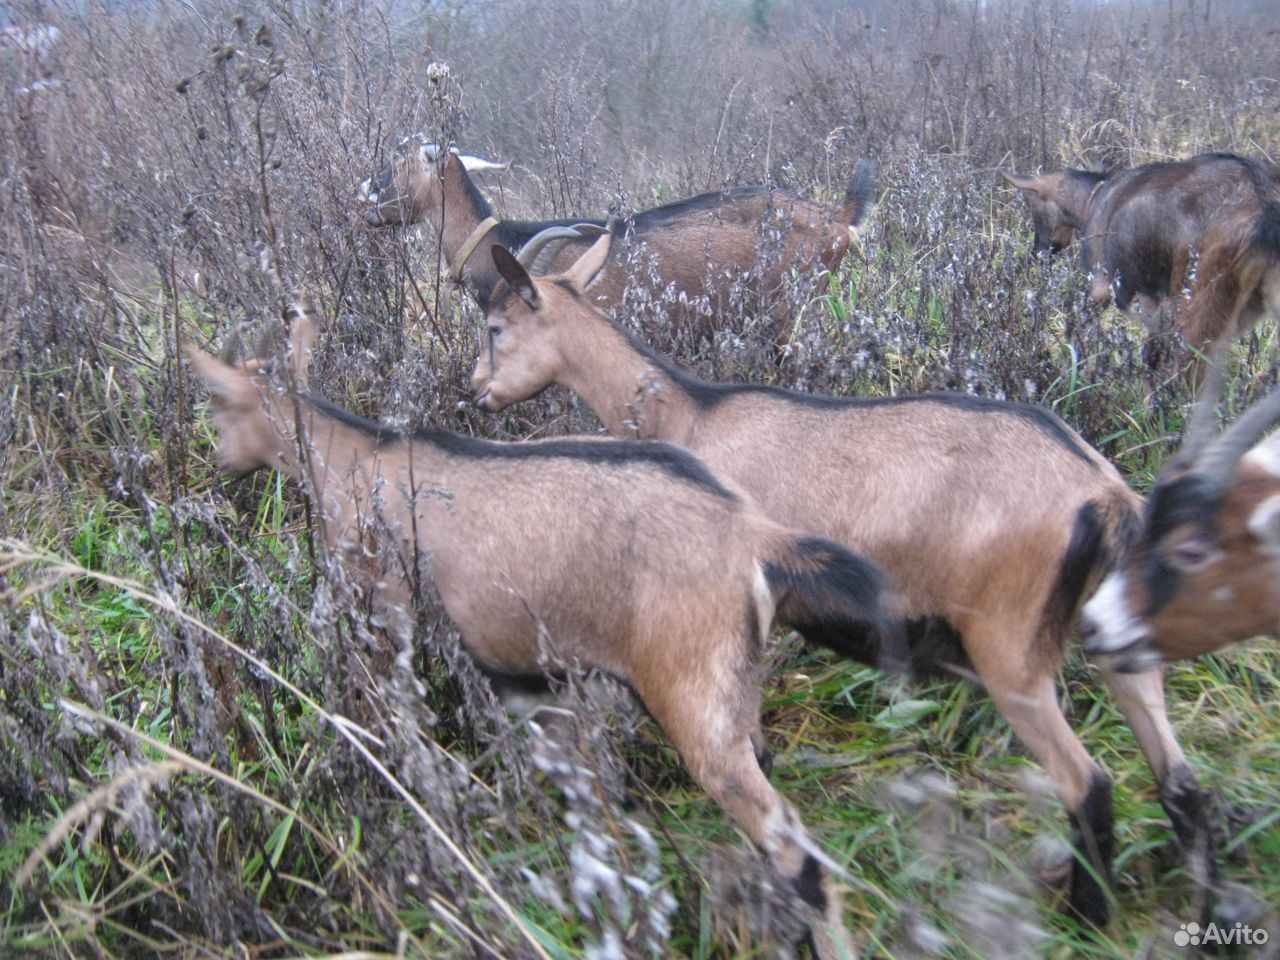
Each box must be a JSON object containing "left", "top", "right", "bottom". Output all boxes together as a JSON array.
[{"left": 1158, "top": 763, "right": 1221, "bottom": 922}]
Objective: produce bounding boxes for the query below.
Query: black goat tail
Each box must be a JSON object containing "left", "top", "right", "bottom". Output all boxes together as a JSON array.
[
  {"left": 841, "top": 157, "right": 877, "bottom": 228},
  {"left": 764, "top": 534, "right": 906, "bottom": 674}
]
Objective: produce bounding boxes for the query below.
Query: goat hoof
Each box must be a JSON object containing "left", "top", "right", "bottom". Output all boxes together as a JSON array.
[
  {"left": 1066, "top": 863, "right": 1111, "bottom": 931},
  {"left": 1066, "top": 774, "right": 1115, "bottom": 930},
  {"left": 1197, "top": 882, "right": 1271, "bottom": 956},
  {"left": 1221, "top": 802, "right": 1263, "bottom": 867}
]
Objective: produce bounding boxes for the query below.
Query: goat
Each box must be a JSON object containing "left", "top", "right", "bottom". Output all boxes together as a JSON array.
[
  {"left": 1004, "top": 154, "right": 1280, "bottom": 367},
  {"left": 1081, "top": 361, "right": 1280, "bottom": 671},
  {"left": 361, "top": 135, "right": 875, "bottom": 345},
  {"left": 186, "top": 308, "right": 906, "bottom": 959},
  {"left": 468, "top": 230, "right": 1221, "bottom": 929}
]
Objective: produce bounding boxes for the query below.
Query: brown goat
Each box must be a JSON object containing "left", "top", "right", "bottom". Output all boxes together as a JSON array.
[
  {"left": 468, "top": 231, "right": 1221, "bottom": 928},
  {"left": 186, "top": 311, "right": 906, "bottom": 958},
  {"left": 1081, "top": 364, "right": 1280, "bottom": 671},
  {"left": 362, "top": 136, "right": 874, "bottom": 344},
  {"left": 1004, "top": 154, "right": 1280, "bottom": 366}
]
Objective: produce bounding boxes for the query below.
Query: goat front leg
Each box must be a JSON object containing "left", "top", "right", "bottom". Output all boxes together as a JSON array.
[
  {"left": 1099, "top": 665, "right": 1219, "bottom": 922},
  {"left": 967, "top": 637, "right": 1115, "bottom": 929}
]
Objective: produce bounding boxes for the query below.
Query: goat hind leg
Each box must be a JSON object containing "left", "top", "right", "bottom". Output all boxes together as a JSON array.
[
  {"left": 696, "top": 737, "right": 854, "bottom": 960},
  {"left": 641, "top": 679, "right": 854, "bottom": 958}
]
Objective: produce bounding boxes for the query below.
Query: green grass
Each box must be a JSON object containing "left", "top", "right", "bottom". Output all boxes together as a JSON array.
[{"left": 6, "top": 487, "right": 1275, "bottom": 957}]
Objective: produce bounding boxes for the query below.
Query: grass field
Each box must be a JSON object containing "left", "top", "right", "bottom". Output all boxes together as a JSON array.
[{"left": 2, "top": 1, "right": 1279, "bottom": 957}]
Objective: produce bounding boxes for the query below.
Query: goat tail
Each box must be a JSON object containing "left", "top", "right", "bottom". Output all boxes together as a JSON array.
[
  {"left": 763, "top": 533, "right": 907, "bottom": 674},
  {"left": 1229, "top": 200, "right": 1280, "bottom": 317},
  {"left": 1249, "top": 200, "right": 1280, "bottom": 265},
  {"left": 839, "top": 157, "right": 878, "bottom": 229}
]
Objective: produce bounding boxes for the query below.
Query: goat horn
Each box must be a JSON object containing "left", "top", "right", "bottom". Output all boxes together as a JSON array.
[
  {"left": 1171, "top": 339, "right": 1234, "bottom": 470},
  {"left": 516, "top": 223, "right": 608, "bottom": 272},
  {"left": 456, "top": 153, "right": 510, "bottom": 174},
  {"left": 1193, "top": 383, "right": 1280, "bottom": 486}
]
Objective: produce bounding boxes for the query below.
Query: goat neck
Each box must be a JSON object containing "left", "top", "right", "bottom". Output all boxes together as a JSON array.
[
  {"left": 563, "top": 316, "right": 703, "bottom": 444},
  {"left": 436, "top": 155, "right": 503, "bottom": 297},
  {"left": 1059, "top": 170, "right": 1109, "bottom": 229},
  {"left": 256, "top": 388, "right": 391, "bottom": 542}
]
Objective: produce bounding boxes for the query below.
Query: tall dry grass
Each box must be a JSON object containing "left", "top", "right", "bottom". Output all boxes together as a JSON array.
[{"left": 1, "top": 1, "right": 1278, "bottom": 956}]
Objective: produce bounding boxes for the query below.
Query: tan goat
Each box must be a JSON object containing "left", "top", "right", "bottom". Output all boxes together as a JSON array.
[
  {"left": 187, "top": 310, "right": 907, "bottom": 959},
  {"left": 468, "top": 231, "right": 1220, "bottom": 928},
  {"left": 362, "top": 136, "right": 875, "bottom": 347}
]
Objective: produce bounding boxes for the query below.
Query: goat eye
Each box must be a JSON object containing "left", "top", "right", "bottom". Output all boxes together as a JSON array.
[
  {"left": 487, "top": 326, "right": 501, "bottom": 338},
  {"left": 1167, "top": 539, "right": 1218, "bottom": 572}
]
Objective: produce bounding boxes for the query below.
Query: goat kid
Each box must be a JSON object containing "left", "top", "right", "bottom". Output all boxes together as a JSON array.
[
  {"left": 187, "top": 310, "right": 906, "bottom": 959},
  {"left": 1082, "top": 365, "right": 1280, "bottom": 670},
  {"left": 1004, "top": 154, "right": 1280, "bottom": 365},
  {"left": 362, "top": 135, "right": 875, "bottom": 345},
  {"left": 469, "top": 231, "right": 1219, "bottom": 928}
]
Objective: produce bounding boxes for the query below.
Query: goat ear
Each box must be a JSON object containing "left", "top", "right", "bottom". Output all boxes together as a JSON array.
[
  {"left": 415, "top": 139, "right": 440, "bottom": 163},
  {"left": 1002, "top": 171, "right": 1044, "bottom": 194},
  {"left": 186, "top": 345, "right": 254, "bottom": 409},
  {"left": 456, "top": 153, "right": 510, "bottom": 174},
  {"left": 1003, "top": 171, "right": 1063, "bottom": 200},
  {"left": 284, "top": 294, "right": 320, "bottom": 388},
  {"left": 491, "top": 245, "right": 539, "bottom": 308},
  {"left": 562, "top": 230, "right": 612, "bottom": 293}
]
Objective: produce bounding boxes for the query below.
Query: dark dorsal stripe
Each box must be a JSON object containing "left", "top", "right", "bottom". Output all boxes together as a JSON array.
[
  {"left": 300, "top": 394, "right": 738, "bottom": 502},
  {"left": 629, "top": 184, "right": 772, "bottom": 227},
  {"left": 600, "top": 312, "right": 1100, "bottom": 468}
]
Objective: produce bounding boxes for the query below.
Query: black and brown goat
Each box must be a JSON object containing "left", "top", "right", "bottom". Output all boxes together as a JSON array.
[
  {"left": 1081, "top": 363, "right": 1280, "bottom": 671},
  {"left": 1004, "top": 153, "right": 1280, "bottom": 363},
  {"left": 362, "top": 135, "right": 874, "bottom": 342},
  {"left": 187, "top": 309, "right": 906, "bottom": 958},
  {"left": 469, "top": 231, "right": 1220, "bottom": 928}
]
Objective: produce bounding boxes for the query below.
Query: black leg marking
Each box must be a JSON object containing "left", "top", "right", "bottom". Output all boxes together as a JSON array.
[
  {"left": 1159, "top": 763, "right": 1220, "bottom": 922},
  {"left": 1067, "top": 773, "right": 1115, "bottom": 929},
  {"left": 794, "top": 853, "right": 828, "bottom": 913}
]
